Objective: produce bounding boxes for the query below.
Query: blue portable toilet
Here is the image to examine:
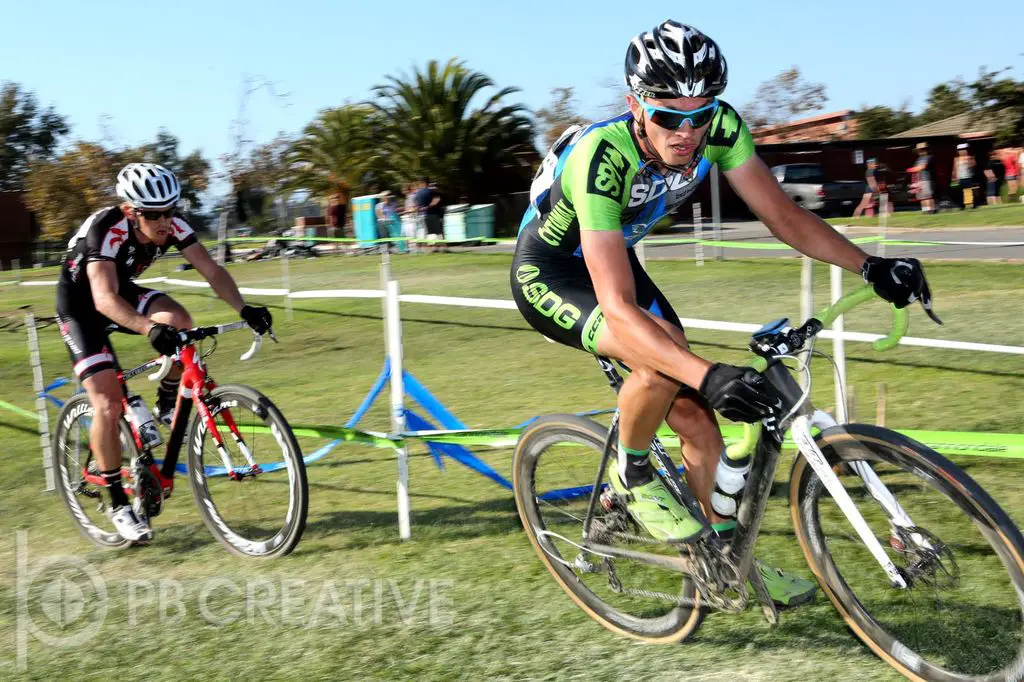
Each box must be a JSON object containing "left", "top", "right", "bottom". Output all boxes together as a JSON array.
[{"left": 351, "top": 194, "right": 380, "bottom": 248}]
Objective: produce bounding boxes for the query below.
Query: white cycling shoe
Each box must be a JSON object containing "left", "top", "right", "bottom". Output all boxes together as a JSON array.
[{"left": 110, "top": 505, "right": 154, "bottom": 542}]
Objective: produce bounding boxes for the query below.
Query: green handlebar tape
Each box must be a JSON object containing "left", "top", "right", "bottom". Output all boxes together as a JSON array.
[{"left": 816, "top": 284, "right": 907, "bottom": 352}]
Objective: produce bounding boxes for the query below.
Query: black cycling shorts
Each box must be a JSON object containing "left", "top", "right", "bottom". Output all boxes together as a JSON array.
[
  {"left": 510, "top": 246, "right": 683, "bottom": 353},
  {"left": 56, "top": 283, "right": 166, "bottom": 380}
]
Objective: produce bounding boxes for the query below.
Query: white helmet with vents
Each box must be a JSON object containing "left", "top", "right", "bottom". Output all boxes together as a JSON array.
[{"left": 116, "top": 163, "right": 181, "bottom": 209}]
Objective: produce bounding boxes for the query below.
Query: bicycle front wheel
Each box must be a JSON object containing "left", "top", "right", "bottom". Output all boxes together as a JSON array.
[
  {"left": 187, "top": 384, "right": 308, "bottom": 558},
  {"left": 512, "top": 414, "right": 705, "bottom": 643},
  {"left": 791, "top": 423, "right": 1024, "bottom": 680}
]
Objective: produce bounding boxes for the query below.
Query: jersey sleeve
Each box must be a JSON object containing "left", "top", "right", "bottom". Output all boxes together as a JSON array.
[
  {"left": 705, "top": 101, "right": 755, "bottom": 172},
  {"left": 170, "top": 217, "right": 198, "bottom": 250},
  {"left": 83, "top": 210, "right": 129, "bottom": 263},
  {"left": 560, "top": 132, "right": 633, "bottom": 232}
]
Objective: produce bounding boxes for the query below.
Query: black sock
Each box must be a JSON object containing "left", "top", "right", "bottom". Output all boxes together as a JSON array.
[
  {"left": 102, "top": 468, "right": 129, "bottom": 508},
  {"left": 618, "top": 443, "right": 654, "bottom": 487},
  {"left": 157, "top": 377, "right": 180, "bottom": 410}
]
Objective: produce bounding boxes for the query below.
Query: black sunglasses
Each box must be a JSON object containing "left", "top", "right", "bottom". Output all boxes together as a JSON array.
[{"left": 136, "top": 207, "right": 176, "bottom": 220}]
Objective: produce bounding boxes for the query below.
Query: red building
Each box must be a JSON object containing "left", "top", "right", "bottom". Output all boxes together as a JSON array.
[
  {"left": 0, "top": 192, "right": 37, "bottom": 269},
  {"left": 751, "top": 110, "right": 859, "bottom": 144}
]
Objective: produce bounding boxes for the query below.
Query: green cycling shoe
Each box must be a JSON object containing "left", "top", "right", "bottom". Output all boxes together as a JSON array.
[
  {"left": 751, "top": 558, "right": 817, "bottom": 607},
  {"left": 608, "top": 471, "right": 705, "bottom": 543}
]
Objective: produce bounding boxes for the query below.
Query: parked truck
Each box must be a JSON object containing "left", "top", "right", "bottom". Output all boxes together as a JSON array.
[{"left": 771, "top": 163, "right": 866, "bottom": 216}]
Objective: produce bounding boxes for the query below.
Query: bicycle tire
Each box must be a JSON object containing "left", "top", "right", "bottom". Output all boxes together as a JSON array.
[
  {"left": 187, "top": 384, "right": 308, "bottom": 559},
  {"left": 52, "top": 393, "right": 136, "bottom": 549},
  {"left": 790, "top": 423, "right": 1024, "bottom": 680},
  {"left": 513, "top": 414, "right": 705, "bottom": 643}
]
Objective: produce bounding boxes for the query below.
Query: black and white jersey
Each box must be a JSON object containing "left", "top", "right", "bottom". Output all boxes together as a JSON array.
[{"left": 57, "top": 206, "right": 197, "bottom": 312}]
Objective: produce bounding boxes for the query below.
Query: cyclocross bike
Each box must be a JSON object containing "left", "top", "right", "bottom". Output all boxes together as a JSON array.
[
  {"left": 52, "top": 321, "right": 309, "bottom": 559},
  {"left": 513, "top": 284, "right": 1024, "bottom": 681}
]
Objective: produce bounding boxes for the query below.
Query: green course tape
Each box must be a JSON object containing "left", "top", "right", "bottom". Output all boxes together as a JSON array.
[{"left": 0, "top": 400, "right": 38, "bottom": 422}]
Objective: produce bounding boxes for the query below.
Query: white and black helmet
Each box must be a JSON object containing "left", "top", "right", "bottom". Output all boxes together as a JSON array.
[
  {"left": 116, "top": 163, "right": 181, "bottom": 209},
  {"left": 625, "top": 21, "right": 728, "bottom": 99}
]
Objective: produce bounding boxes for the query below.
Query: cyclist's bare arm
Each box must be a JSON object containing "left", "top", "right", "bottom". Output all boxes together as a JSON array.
[
  {"left": 725, "top": 155, "right": 868, "bottom": 273},
  {"left": 181, "top": 243, "right": 245, "bottom": 313},
  {"left": 87, "top": 261, "right": 155, "bottom": 335},
  {"left": 580, "top": 229, "right": 711, "bottom": 389}
]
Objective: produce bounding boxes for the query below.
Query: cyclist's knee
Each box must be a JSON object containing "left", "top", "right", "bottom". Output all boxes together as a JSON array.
[
  {"left": 91, "top": 390, "right": 123, "bottom": 426},
  {"left": 149, "top": 298, "right": 193, "bottom": 330},
  {"left": 667, "top": 394, "right": 722, "bottom": 450},
  {"left": 630, "top": 365, "right": 679, "bottom": 398}
]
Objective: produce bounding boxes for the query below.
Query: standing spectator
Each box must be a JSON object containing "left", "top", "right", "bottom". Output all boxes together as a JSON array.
[
  {"left": 907, "top": 143, "right": 935, "bottom": 213},
  {"left": 414, "top": 177, "right": 445, "bottom": 251},
  {"left": 1001, "top": 148, "right": 1019, "bottom": 202},
  {"left": 853, "top": 158, "right": 881, "bottom": 218},
  {"left": 952, "top": 143, "right": 977, "bottom": 209},
  {"left": 1019, "top": 148, "right": 1024, "bottom": 203},
  {"left": 984, "top": 150, "right": 1004, "bottom": 205},
  {"left": 327, "top": 185, "right": 349, "bottom": 238}
]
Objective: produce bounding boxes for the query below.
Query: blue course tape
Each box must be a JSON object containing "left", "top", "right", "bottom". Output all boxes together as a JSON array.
[{"left": 346, "top": 360, "right": 391, "bottom": 428}]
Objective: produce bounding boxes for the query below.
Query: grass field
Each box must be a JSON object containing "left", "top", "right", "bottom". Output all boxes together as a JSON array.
[
  {"left": 827, "top": 202, "right": 1024, "bottom": 229},
  {"left": 1, "top": 253, "right": 1023, "bottom": 680}
]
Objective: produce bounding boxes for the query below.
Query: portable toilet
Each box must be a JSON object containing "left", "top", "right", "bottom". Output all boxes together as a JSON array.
[{"left": 351, "top": 194, "right": 380, "bottom": 248}]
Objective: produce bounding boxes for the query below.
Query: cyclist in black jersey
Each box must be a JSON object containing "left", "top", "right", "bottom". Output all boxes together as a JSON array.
[
  {"left": 511, "top": 20, "right": 936, "bottom": 606},
  {"left": 56, "top": 163, "right": 274, "bottom": 541}
]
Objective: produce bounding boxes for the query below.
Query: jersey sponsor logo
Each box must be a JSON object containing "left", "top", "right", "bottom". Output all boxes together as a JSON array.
[
  {"left": 521, "top": 280, "right": 581, "bottom": 331},
  {"left": 171, "top": 218, "right": 194, "bottom": 239},
  {"left": 707, "top": 101, "right": 741, "bottom": 147},
  {"left": 586, "top": 139, "right": 628, "bottom": 203},
  {"left": 101, "top": 225, "right": 129, "bottom": 258},
  {"left": 537, "top": 198, "right": 575, "bottom": 247},
  {"left": 515, "top": 264, "right": 540, "bottom": 284},
  {"left": 627, "top": 174, "right": 694, "bottom": 207}
]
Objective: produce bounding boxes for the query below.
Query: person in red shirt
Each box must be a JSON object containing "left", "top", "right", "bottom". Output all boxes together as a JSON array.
[{"left": 1003, "top": 148, "right": 1019, "bottom": 201}]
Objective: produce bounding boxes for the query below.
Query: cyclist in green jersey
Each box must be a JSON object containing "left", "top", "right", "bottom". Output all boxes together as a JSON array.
[{"left": 511, "top": 20, "right": 936, "bottom": 606}]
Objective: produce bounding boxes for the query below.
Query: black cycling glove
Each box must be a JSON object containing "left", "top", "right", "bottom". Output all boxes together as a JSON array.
[
  {"left": 148, "top": 323, "right": 181, "bottom": 357},
  {"left": 240, "top": 305, "right": 273, "bottom": 334},
  {"left": 699, "top": 363, "right": 782, "bottom": 423}
]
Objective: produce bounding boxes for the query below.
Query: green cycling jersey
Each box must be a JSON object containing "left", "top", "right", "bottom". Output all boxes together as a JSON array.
[{"left": 518, "top": 101, "right": 754, "bottom": 257}]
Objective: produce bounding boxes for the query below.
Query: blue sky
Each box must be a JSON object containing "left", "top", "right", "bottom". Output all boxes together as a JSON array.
[{"left": 4, "top": 0, "right": 1023, "bottom": 198}]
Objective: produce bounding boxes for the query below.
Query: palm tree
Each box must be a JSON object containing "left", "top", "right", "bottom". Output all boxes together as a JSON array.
[
  {"left": 285, "top": 104, "right": 379, "bottom": 199},
  {"left": 371, "top": 58, "right": 536, "bottom": 202}
]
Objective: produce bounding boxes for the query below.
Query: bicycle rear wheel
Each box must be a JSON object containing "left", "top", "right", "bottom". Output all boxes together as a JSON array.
[
  {"left": 187, "top": 384, "right": 308, "bottom": 558},
  {"left": 512, "top": 415, "right": 705, "bottom": 643},
  {"left": 52, "top": 394, "right": 136, "bottom": 549},
  {"left": 791, "top": 423, "right": 1024, "bottom": 680}
]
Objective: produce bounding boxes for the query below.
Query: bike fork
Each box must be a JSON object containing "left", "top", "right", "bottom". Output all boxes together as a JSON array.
[{"left": 790, "top": 415, "right": 909, "bottom": 588}]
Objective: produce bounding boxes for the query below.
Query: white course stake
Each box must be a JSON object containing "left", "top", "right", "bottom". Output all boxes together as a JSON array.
[
  {"left": 830, "top": 226, "right": 849, "bottom": 422},
  {"left": 878, "top": 193, "right": 888, "bottom": 258},
  {"left": 25, "top": 310, "right": 55, "bottom": 491},
  {"left": 281, "top": 249, "right": 294, "bottom": 321},
  {"left": 711, "top": 166, "right": 723, "bottom": 260},
  {"left": 799, "top": 256, "right": 814, "bottom": 390},
  {"left": 385, "top": 279, "right": 412, "bottom": 540},
  {"left": 693, "top": 203, "right": 704, "bottom": 267}
]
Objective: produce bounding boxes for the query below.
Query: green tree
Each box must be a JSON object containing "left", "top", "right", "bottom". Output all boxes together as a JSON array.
[
  {"left": 24, "top": 142, "right": 124, "bottom": 239},
  {"left": 534, "top": 87, "right": 589, "bottom": 149},
  {"left": 284, "top": 104, "right": 378, "bottom": 199},
  {"left": 967, "top": 68, "right": 1024, "bottom": 144},
  {"left": 371, "top": 58, "right": 536, "bottom": 201},
  {"left": 742, "top": 67, "right": 828, "bottom": 129},
  {"left": 917, "top": 80, "right": 971, "bottom": 126},
  {"left": 854, "top": 105, "right": 918, "bottom": 139},
  {"left": 0, "top": 82, "right": 69, "bottom": 191},
  {"left": 136, "top": 129, "right": 211, "bottom": 213}
]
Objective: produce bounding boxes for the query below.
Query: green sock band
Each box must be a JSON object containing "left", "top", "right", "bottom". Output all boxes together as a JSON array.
[
  {"left": 619, "top": 444, "right": 650, "bottom": 457},
  {"left": 712, "top": 520, "right": 737, "bottom": 532}
]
